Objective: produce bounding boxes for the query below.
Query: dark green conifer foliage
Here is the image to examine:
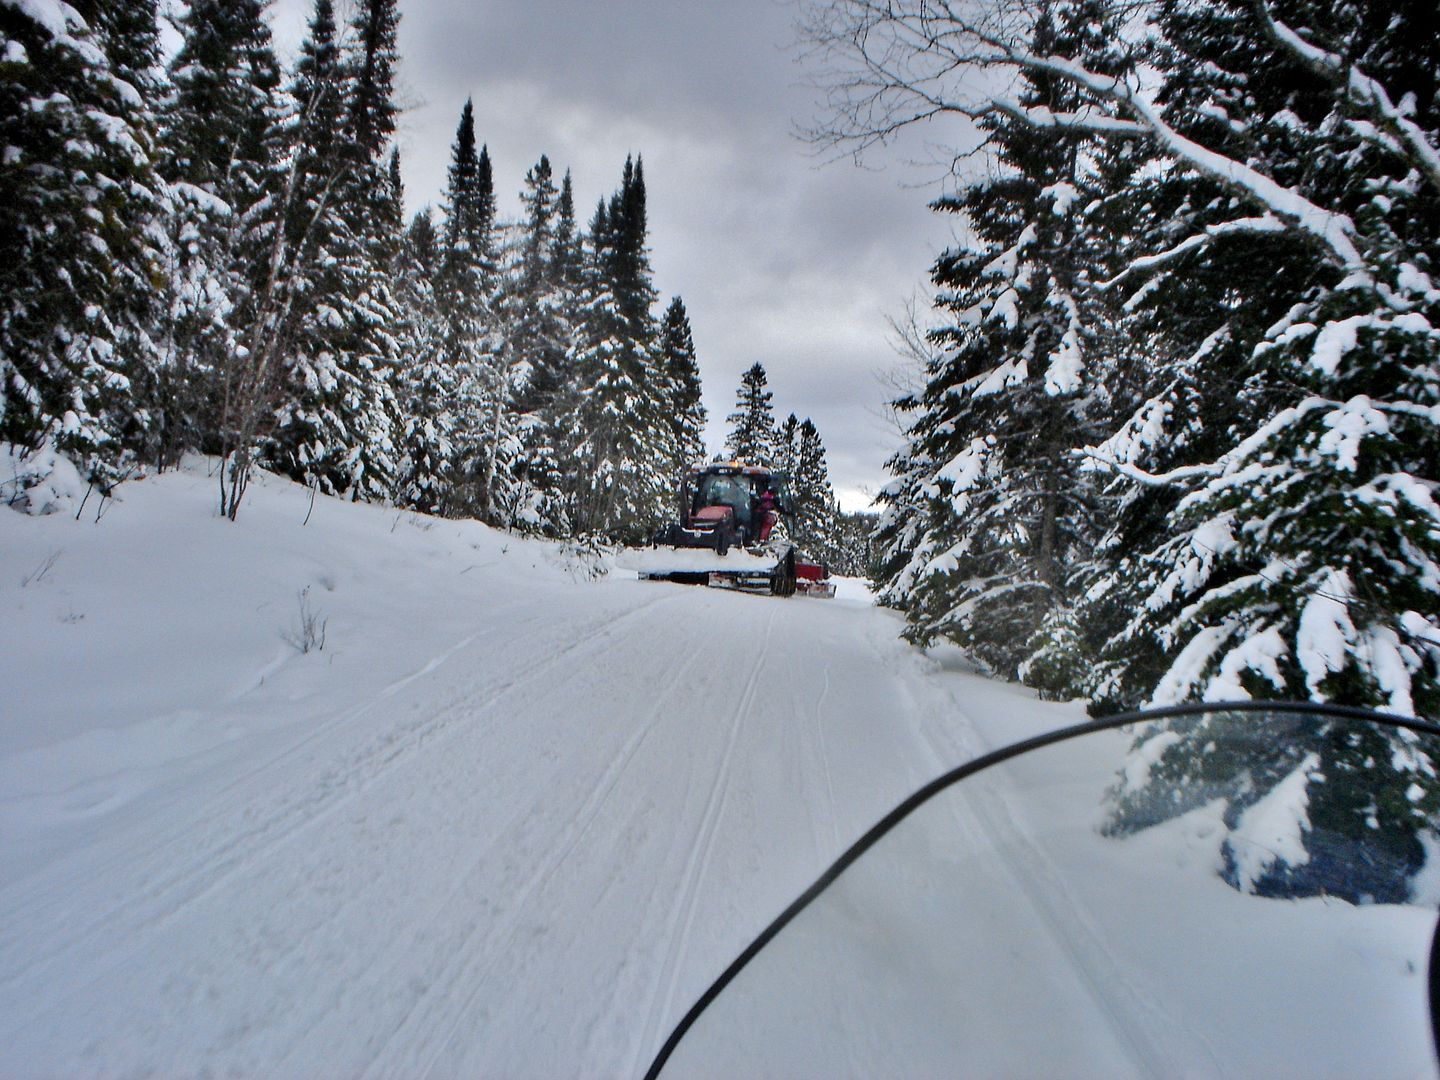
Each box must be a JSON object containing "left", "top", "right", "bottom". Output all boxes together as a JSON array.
[
  {"left": 264, "top": 0, "right": 403, "bottom": 501},
  {"left": 505, "top": 155, "right": 578, "bottom": 530},
  {"left": 395, "top": 208, "right": 454, "bottom": 515},
  {"left": 347, "top": 0, "right": 399, "bottom": 160},
  {"left": 437, "top": 101, "right": 511, "bottom": 523},
  {"left": 790, "top": 418, "right": 841, "bottom": 556},
  {"left": 1, "top": 0, "right": 169, "bottom": 500},
  {"left": 570, "top": 160, "right": 669, "bottom": 540},
  {"left": 658, "top": 296, "right": 707, "bottom": 476},
  {"left": 725, "top": 362, "right": 778, "bottom": 466},
  {"left": 775, "top": 413, "right": 800, "bottom": 477}
]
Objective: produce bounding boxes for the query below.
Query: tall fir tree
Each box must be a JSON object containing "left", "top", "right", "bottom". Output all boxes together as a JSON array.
[
  {"left": 657, "top": 296, "right": 707, "bottom": 477},
  {"left": 395, "top": 208, "right": 454, "bottom": 514},
  {"left": 725, "top": 362, "right": 778, "bottom": 466},
  {"left": 437, "top": 100, "right": 515, "bottom": 523},
  {"left": 156, "top": 0, "right": 283, "bottom": 475},
  {"left": 570, "top": 159, "right": 670, "bottom": 539},
  {"left": 504, "top": 155, "right": 577, "bottom": 531},
  {"left": 791, "top": 418, "right": 842, "bottom": 560},
  {"left": 266, "top": 0, "right": 365, "bottom": 495}
]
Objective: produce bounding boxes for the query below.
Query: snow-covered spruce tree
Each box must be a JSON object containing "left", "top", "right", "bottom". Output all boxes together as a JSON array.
[
  {"left": 500, "top": 154, "right": 575, "bottom": 532},
  {"left": 394, "top": 209, "right": 454, "bottom": 515},
  {"left": 1080, "top": 0, "right": 1440, "bottom": 900},
  {"left": 657, "top": 295, "right": 707, "bottom": 477},
  {"left": 506, "top": 156, "right": 565, "bottom": 410},
  {"left": 775, "top": 412, "right": 800, "bottom": 477},
  {"left": 1073, "top": 0, "right": 1440, "bottom": 723},
  {"left": 833, "top": 509, "right": 878, "bottom": 578},
  {"left": 265, "top": 0, "right": 401, "bottom": 502},
  {"left": 570, "top": 158, "right": 670, "bottom": 541},
  {"left": 724, "top": 362, "right": 778, "bottom": 466},
  {"left": 84, "top": 0, "right": 172, "bottom": 470},
  {"left": 1, "top": 0, "right": 169, "bottom": 505},
  {"left": 154, "top": 0, "right": 281, "bottom": 476},
  {"left": 436, "top": 101, "right": 510, "bottom": 524},
  {"left": 338, "top": 0, "right": 404, "bottom": 501},
  {"left": 517, "top": 166, "right": 583, "bottom": 534},
  {"left": 870, "top": 3, "right": 1115, "bottom": 680},
  {"left": 790, "top": 418, "right": 844, "bottom": 561}
]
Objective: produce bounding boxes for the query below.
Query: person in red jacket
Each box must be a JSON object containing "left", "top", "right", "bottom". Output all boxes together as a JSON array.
[{"left": 755, "top": 486, "right": 779, "bottom": 542}]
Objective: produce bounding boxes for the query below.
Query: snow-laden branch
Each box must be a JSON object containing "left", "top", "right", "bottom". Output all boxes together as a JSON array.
[
  {"left": 1099, "top": 216, "right": 1289, "bottom": 290},
  {"left": 983, "top": 99, "right": 1147, "bottom": 137},
  {"left": 1074, "top": 447, "right": 1220, "bottom": 488},
  {"left": 799, "top": 1, "right": 1373, "bottom": 278},
  {"left": 1254, "top": 2, "right": 1440, "bottom": 195},
  {"left": 995, "top": 47, "right": 1369, "bottom": 277}
]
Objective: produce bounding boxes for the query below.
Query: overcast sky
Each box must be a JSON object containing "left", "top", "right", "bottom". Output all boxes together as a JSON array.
[{"left": 269, "top": 0, "right": 961, "bottom": 511}]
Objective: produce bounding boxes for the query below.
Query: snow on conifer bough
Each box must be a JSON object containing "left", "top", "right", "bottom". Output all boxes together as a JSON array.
[{"left": 639, "top": 461, "right": 836, "bottom": 598}]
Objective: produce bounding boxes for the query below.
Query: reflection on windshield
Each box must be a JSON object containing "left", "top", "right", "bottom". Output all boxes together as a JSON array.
[{"left": 652, "top": 705, "right": 1440, "bottom": 1080}]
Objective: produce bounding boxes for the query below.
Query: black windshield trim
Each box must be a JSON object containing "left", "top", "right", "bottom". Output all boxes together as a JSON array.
[{"left": 642, "top": 700, "right": 1440, "bottom": 1080}]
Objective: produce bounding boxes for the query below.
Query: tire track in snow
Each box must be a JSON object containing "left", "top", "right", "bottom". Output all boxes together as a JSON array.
[
  {"left": 0, "top": 590, "right": 681, "bottom": 1006},
  {"left": 633, "top": 603, "right": 778, "bottom": 1076},
  {"left": 813, "top": 662, "right": 841, "bottom": 852},
  {"left": 0, "top": 599, "right": 536, "bottom": 917},
  {"left": 385, "top": 640, "right": 714, "bottom": 1080}
]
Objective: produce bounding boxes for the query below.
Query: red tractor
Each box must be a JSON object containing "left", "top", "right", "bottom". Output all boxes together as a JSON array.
[{"left": 646, "top": 462, "right": 836, "bottom": 598}]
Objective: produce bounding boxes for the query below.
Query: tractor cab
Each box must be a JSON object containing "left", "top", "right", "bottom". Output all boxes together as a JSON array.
[{"left": 682, "top": 463, "right": 792, "bottom": 548}]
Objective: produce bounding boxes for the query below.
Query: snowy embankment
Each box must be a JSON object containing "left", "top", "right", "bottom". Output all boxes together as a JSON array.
[{"left": 0, "top": 461, "right": 1433, "bottom": 1078}]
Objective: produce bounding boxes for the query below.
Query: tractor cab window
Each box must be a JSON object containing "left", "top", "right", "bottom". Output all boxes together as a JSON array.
[{"left": 696, "top": 474, "right": 751, "bottom": 517}]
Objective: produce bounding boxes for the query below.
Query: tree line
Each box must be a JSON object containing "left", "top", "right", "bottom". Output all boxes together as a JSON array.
[{"left": 1, "top": 0, "right": 716, "bottom": 542}]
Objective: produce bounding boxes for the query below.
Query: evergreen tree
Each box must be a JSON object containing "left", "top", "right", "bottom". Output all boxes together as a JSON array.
[
  {"left": 437, "top": 100, "right": 515, "bottom": 523},
  {"left": 725, "top": 362, "right": 778, "bottom": 466},
  {"left": 395, "top": 208, "right": 454, "bottom": 514},
  {"left": 657, "top": 296, "right": 707, "bottom": 476},
  {"left": 504, "top": 155, "right": 579, "bottom": 531},
  {"left": 553, "top": 170, "right": 580, "bottom": 299},
  {"left": 775, "top": 413, "right": 800, "bottom": 477},
  {"left": 872, "top": 1, "right": 1118, "bottom": 680},
  {"left": 570, "top": 160, "right": 670, "bottom": 539},
  {"left": 791, "top": 418, "right": 842, "bottom": 558},
  {"left": 347, "top": 0, "right": 399, "bottom": 160},
  {"left": 1, "top": 0, "right": 169, "bottom": 503},
  {"left": 266, "top": 0, "right": 401, "bottom": 498},
  {"left": 1071, "top": 0, "right": 1440, "bottom": 720},
  {"left": 155, "top": 0, "right": 283, "bottom": 474}
]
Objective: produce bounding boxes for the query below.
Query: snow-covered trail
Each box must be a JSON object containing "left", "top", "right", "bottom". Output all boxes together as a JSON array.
[
  {"left": 1, "top": 466, "right": 1069, "bottom": 1077},
  {"left": 5, "top": 466, "right": 1429, "bottom": 1079}
]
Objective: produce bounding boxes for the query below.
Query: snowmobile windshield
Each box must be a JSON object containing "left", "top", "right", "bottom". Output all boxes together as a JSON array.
[{"left": 647, "top": 703, "right": 1440, "bottom": 1080}]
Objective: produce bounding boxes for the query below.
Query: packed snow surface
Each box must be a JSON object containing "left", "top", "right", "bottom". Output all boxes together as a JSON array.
[{"left": 0, "top": 462, "right": 1433, "bottom": 1078}]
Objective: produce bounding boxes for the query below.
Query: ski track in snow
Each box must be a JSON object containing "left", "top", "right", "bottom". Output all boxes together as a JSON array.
[
  {"left": 368, "top": 631, "right": 708, "bottom": 1080},
  {"left": 813, "top": 661, "right": 842, "bottom": 852},
  {"left": 634, "top": 604, "right": 777, "bottom": 1075},
  {"left": 0, "top": 595, "right": 674, "bottom": 1010}
]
